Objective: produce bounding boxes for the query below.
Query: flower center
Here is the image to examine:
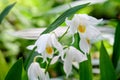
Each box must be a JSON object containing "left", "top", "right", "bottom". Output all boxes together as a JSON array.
[
  {"left": 46, "top": 45, "right": 53, "bottom": 55},
  {"left": 77, "top": 25, "right": 86, "bottom": 33}
]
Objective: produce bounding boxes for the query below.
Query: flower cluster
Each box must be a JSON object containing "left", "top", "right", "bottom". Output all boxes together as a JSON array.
[{"left": 27, "top": 14, "right": 102, "bottom": 80}]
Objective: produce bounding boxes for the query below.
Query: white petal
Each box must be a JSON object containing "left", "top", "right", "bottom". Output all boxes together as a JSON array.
[
  {"left": 65, "top": 17, "right": 78, "bottom": 34},
  {"left": 27, "top": 45, "right": 36, "bottom": 50},
  {"left": 77, "top": 14, "right": 102, "bottom": 25},
  {"left": 51, "top": 34, "right": 63, "bottom": 55},
  {"left": 79, "top": 37, "right": 90, "bottom": 54},
  {"left": 42, "top": 52, "right": 47, "bottom": 63},
  {"left": 85, "top": 26, "right": 101, "bottom": 39},
  {"left": 35, "top": 34, "right": 50, "bottom": 53},
  {"left": 45, "top": 72, "right": 50, "bottom": 80},
  {"left": 50, "top": 56, "right": 59, "bottom": 65},
  {"left": 28, "top": 62, "right": 45, "bottom": 80},
  {"left": 46, "top": 53, "right": 53, "bottom": 59},
  {"left": 69, "top": 46, "right": 87, "bottom": 62},
  {"left": 68, "top": 46, "right": 87, "bottom": 62},
  {"left": 63, "top": 56, "right": 72, "bottom": 77},
  {"left": 72, "top": 62, "right": 79, "bottom": 69},
  {"left": 88, "top": 16, "right": 102, "bottom": 25}
]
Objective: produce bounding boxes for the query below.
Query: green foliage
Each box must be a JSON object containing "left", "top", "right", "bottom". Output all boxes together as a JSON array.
[
  {"left": 72, "top": 33, "right": 93, "bottom": 80},
  {"left": 100, "top": 42, "right": 116, "bottom": 80},
  {"left": 24, "top": 47, "right": 38, "bottom": 71},
  {"left": 72, "top": 33, "right": 80, "bottom": 49},
  {"left": 0, "top": 51, "right": 8, "bottom": 80},
  {"left": 42, "top": 3, "right": 89, "bottom": 34},
  {"left": 5, "top": 58, "right": 23, "bottom": 80},
  {"left": 1, "top": 0, "right": 120, "bottom": 80},
  {"left": 79, "top": 55, "right": 93, "bottom": 80},
  {"left": 0, "top": 2, "right": 16, "bottom": 24},
  {"left": 112, "top": 21, "right": 120, "bottom": 68}
]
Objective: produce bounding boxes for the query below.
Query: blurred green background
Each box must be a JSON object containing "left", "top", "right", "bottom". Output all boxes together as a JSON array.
[{"left": 0, "top": 0, "right": 120, "bottom": 80}]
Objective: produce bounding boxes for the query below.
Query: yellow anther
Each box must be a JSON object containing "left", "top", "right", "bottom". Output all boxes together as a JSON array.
[
  {"left": 86, "top": 38, "right": 90, "bottom": 44},
  {"left": 78, "top": 25, "right": 86, "bottom": 33},
  {"left": 46, "top": 45, "right": 53, "bottom": 54}
]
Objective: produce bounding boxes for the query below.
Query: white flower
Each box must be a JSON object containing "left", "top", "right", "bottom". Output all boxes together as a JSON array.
[
  {"left": 66, "top": 14, "right": 102, "bottom": 54},
  {"left": 65, "top": 14, "right": 102, "bottom": 35},
  {"left": 63, "top": 46, "right": 87, "bottom": 77},
  {"left": 28, "top": 62, "right": 50, "bottom": 80},
  {"left": 27, "top": 33, "right": 63, "bottom": 62}
]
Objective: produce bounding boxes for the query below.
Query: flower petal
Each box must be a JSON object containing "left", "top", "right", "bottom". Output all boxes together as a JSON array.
[
  {"left": 79, "top": 36, "right": 90, "bottom": 54},
  {"left": 63, "top": 48, "right": 73, "bottom": 76},
  {"left": 42, "top": 52, "right": 47, "bottom": 63},
  {"left": 51, "top": 34, "right": 63, "bottom": 55},
  {"left": 63, "top": 56, "right": 72, "bottom": 77},
  {"left": 45, "top": 72, "right": 50, "bottom": 80},
  {"left": 69, "top": 46, "right": 87, "bottom": 62},
  {"left": 50, "top": 56, "right": 59, "bottom": 65},
  {"left": 28, "top": 62, "right": 45, "bottom": 80},
  {"left": 65, "top": 17, "right": 78, "bottom": 34},
  {"left": 85, "top": 26, "right": 101, "bottom": 39},
  {"left": 27, "top": 45, "right": 36, "bottom": 50},
  {"left": 36, "top": 34, "right": 50, "bottom": 53},
  {"left": 88, "top": 16, "right": 102, "bottom": 25}
]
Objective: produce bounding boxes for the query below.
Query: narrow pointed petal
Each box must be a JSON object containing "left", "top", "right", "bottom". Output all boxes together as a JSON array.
[
  {"left": 79, "top": 37, "right": 90, "bottom": 54},
  {"left": 69, "top": 46, "right": 87, "bottom": 62},
  {"left": 45, "top": 72, "right": 50, "bottom": 80},
  {"left": 36, "top": 34, "right": 50, "bottom": 53},
  {"left": 42, "top": 52, "right": 47, "bottom": 63},
  {"left": 50, "top": 56, "right": 59, "bottom": 65},
  {"left": 64, "top": 57, "right": 72, "bottom": 77},
  {"left": 88, "top": 16, "right": 102, "bottom": 25},
  {"left": 65, "top": 18, "right": 78, "bottom": 34},
  {"left": 85, "top": 26, "right": 101, "bottom": 39},
  {"left": 51, "top": 34, "right": 63, "bottom": 54},
  {"left": 27, "top": 45, "right": 36, "bottom": 50},
  {"left": 28, "top": 62, "right": 45, "bottom": 80},
  {"left": 63, "top": 49, "right": 73, "bottom": 76}
]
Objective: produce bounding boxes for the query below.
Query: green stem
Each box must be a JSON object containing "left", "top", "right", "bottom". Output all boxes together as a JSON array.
[
  {"left": 45, "top": 58, "right": 52, "bottom": 73},
  {"left": 58, "top": 27, "right": 69, "bottom": 41}
]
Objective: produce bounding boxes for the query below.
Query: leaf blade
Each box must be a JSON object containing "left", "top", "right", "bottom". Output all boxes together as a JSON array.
[
  {"left": 72, "top": 33, "right": 93, "bottom": 80},
  {"left": 24, "top": 47, "right": 38, "bottom": 71},
  {"left": 100, "top": 42, "right": 116, "bottom": 80},
  {"left": 0, "top": 2, "right": 16, "bottom": 24},
  {"left": 5, "top": 58, "right": 23, "bottom": 80},
  {"left": 79, "top": 54, "right": 93, "bottom": 80},
  {"left": 112, "top": 21, "right": 120, "bottom": 68},
  {"left": 42, "top": 3, "right": 89, "bottom": 34}
]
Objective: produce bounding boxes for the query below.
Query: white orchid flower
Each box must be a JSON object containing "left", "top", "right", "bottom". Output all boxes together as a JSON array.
[
  {"left": 27, "top": 33, "right": 63, "bottom": 62},
  {"left": 28, "top": 62, "right": 50, "bottom": 80},
  {"left": 65, "top": 14, "right": 102, "bottom": 35},
  {"left": 63, "top": 46, "right": 87, "bottom": 77},
  {"left": 66, "top": 14, "right": 102, "bottom": 54}
]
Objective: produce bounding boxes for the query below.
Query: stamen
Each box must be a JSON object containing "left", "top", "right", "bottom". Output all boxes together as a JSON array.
[
  {"left": 86, "top": 38, "right": 90, "bottom": 44},
  {"left": 78, "top": 25, "right": 86, "bottom": 33},
  {"left": 46, "top": 45, "right": 53, "bottom": 55}
]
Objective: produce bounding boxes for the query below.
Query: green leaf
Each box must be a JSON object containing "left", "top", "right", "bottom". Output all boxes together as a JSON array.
[
  {"left": 112, "top": 21, "right": 120, "bottom": 68},
  {"left": 0, "top": 2, "right": 16, "bottom": 24},
  {"left": 72, "top": 33, "right": 92, "bottom": 80},
  {"left": 100, "top": 42, "right": 116, "bottom": 80},
  {"left": 24, "top": 47, "right": 38, "bottom": 71},
  {"left": 0, "top": 51, "right": 8, "bottom": 80},
  {"left": 5, "top": 58, "right": 23, "bottom": 80},
  {"left": 79, "top": 54, "right": 93, "bottom": 80},
  {"left": 72, "top": 33, "right": 80, "bottom": 49},
  {"left": 42, "top": 3, "right": 89, "bottom": 34}
]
